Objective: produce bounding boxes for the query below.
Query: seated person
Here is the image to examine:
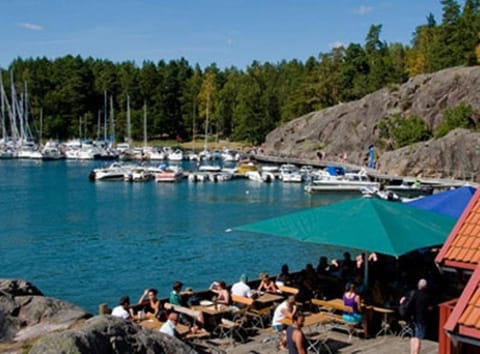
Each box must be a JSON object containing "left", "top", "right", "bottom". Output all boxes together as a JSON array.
[
  {"left": 316, "top": 256, "right": 330, "bottom": 276},
  {"left": 169, "top": 281, "right": 187, "bottom": 306},
  {"left": 111, "top": 295, "right": 134, "bottom": 320},
  {"left": 231, "top": 274, "right": 253, "bottom": 298},
  {"left": 258, "top": 273, "right": 278, "bottom": 293},
  {"left": 160, "top": 312, "right": 199, "bottom": 338},
  {"left": 160, "top": 312, "right": 180, "bottom": 337},
  {"left": 209, "top": 280, "right": 231, "bottom": 305},
  {"left": 271, "top": 295, "right": 297, "bottom": 332},
  {"left": 138, "top": 288, "right": 165, "bottom": 321},
  {"left": 342, "top": 283, "right": 368, "bottom": 337},
  {"left": 276, "top": 264, "right": 292, "bottom": 287}
]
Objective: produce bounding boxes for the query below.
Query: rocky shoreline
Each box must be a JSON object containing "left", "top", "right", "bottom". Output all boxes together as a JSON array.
[{"left": 0, "top": 279, "right": 196, "bottom": 354}]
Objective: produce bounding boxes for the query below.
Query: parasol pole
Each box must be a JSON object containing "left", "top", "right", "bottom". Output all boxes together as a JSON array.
[{"left": 364, "top": 251, "right": 369, "bottom": 289}]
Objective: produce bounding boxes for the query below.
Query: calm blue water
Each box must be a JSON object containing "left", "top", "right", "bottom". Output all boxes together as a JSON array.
[{"left": 0, "top": 160, "right": 355, "bottom": 313}]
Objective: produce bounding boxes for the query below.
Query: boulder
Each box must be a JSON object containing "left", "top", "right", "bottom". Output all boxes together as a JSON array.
[
  {"left": 28, "top": 315, "right": 197, "bottom": 354},
  {"left": 0, "top": 279, "right": 91, "bottom": 343},
  {"left": 0, "top": 279, "right": 43, "bottom": 297}
]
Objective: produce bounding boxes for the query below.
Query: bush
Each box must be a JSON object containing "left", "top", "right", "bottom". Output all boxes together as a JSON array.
[
  {"left": 377, "top": 113, "right": 432, "bottom": 149},
  {"left": 435, "top": 102, "right": 477, "bottom": 138}
]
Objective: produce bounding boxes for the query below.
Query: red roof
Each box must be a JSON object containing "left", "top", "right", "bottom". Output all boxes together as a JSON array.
[
  {"left": 436, "top": 189, "right": 480, "bottom": 270},
  {"left": 444, "top": 264, "right": 480, "bottom": 338}
]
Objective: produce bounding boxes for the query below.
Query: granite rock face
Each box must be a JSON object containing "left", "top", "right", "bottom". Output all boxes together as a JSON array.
[
  {"left": 262, "top": 66, "right": 480, "bottom": 180},
  {"left": 0, "top": 279, "right": 198, "bottom": 354},
  {"left": 377, "top": 128, "right": 480, "bottom": 180},
  {"left": 28, "top": 316, "right": 197, "bottom": 354},
  {"left": 0, "top": 279, "right": 91, "bottom": 343}
]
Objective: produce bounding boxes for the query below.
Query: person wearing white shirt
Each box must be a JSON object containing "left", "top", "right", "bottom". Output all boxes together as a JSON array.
[
  {"left": 160, "top": 312, "right": 179, "bottom": 337},
  {"left": 231, "top": 274, "right": 253, "bottom": 298},
  {"left": 111, "top": 295, "right": 133, "bottom": 320}
]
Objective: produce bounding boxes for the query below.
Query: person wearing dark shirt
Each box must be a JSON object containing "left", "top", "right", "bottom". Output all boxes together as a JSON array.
[
  {"left": 405, "top": 278, "right": 431, "bottom": 354},
  {"left": 286, "top": 313, "right": 307, "bottom": 354}
]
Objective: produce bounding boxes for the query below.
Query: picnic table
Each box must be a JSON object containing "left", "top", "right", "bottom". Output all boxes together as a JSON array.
[
  {"left": 255, "top": 292, "right": 284, "bottom": 305},
  {"left": 283, "top": 312, "right": 334, "bottom": 354}
]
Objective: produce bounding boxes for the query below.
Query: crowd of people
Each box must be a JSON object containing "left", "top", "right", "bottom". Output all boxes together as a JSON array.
[{"left": 108, "top": 249, "right": 439, "bottom": 353}]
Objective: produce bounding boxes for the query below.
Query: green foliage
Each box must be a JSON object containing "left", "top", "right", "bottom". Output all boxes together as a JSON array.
[
  {"left": 377, "top": 113, "right": 432, "bottom": 149},
  {"left": 1, "top": 0, "right": 479, "bottom": 144},
  {"left": 435, "top": 102, "right": 478, "bottom": 137}
]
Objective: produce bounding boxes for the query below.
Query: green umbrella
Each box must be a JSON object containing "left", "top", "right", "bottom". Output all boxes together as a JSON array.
[
  {"left": 234, "top": 198, "right": 456, "bottom": 258},
  {"left": 234, "top": 198, "right": 456, "bottom": 285}
]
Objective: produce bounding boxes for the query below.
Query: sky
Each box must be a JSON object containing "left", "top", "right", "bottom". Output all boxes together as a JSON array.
[{"left": 0, "top": 0, "right": 447, "bottom": 70}]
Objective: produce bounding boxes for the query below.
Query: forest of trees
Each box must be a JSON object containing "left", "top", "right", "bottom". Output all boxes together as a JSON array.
[{"left": 1, "top": 0, "right": 479, "bottom": 145}]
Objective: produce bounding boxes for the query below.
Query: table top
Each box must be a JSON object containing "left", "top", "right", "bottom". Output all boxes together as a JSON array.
[
  {"left": 191, "top": 303, "right": 232, "bottom": 316},
  {"left": 372, "top": 306, "right": 395, "bottom": 314},
  {"left": 283, "top": 312, "right": 333, "bottom": 327},
  {"left": 138, "top": 318, "right": 162, "bottom": 330},
  {"left": 256, "top": 293, "right": 284, "bottom": 304},
  {"left": 326, "top": 298, "right": 344, "bottom": 307},
  {"left": 137, "top": 318, "right": 199, "bottom": 337}
]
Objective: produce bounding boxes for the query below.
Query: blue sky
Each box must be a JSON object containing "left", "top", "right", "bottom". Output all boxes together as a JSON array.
[{"left": 0, "top": 0, "right": 446, "bottom": 70}]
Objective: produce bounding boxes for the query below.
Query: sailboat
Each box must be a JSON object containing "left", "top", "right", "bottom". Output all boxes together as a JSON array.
[{"left": 199, "top": 95, "right": 211, "bottom": 161}]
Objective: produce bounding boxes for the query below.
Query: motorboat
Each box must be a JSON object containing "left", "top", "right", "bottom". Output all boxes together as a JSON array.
[
  {"left": 216, "top": 172, "right": 233, "bottom": 182},
  {"left": 17, "top": 143, "right": 42, "bottom": 159},
  {"left": 384, "top": 181, "right": 434, "bottom": 199},
  {"left": 154, "top": 165, "right": 184, "bottom": 182},
  {"left": 143, "top": 146, "right": 166, "bottom": 160},
  {"left": 198, "top": 164, "right": 222, "bottom": 172},
  {"left": 89, "top": 162, "right": 132, "bottom": 181},
  {"left": 168, "top": 149, "right": 184, "bottom": 161},
  {"left": 245, "top": 170, "right": 275, "bottom": 183},
  {"left": 41, "top": 146, "right": 64, "bottom": 160},
  {"left": 131, "top": 167, "right": 152, "bottom": 182},
  {"left": 279, "top": 164, "right": 303, "bottom": 183},
  {"left": 261, "top": 165, "right": 279, "bottom": 174},
  {"left": 237, "top": 160, "right": 258, "bottom": 175}
]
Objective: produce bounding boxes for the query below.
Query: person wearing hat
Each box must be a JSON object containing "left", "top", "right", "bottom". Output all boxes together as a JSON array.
[
  {"left": 231, "top": 274, "right": 253, "bottom": 298},
  {"left": 111, "top": 295, "right": 134, "bottom": 320}
]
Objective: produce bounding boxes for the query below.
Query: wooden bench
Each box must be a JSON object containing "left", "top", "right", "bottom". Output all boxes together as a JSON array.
[
  {"left": 277, "top": 285, "right": 299, "bottom": 295},
  {"left": 231, "top": 294, "right": 273, "bottom": 329},
  {"left": 311, "top": 298, "right": 364, "bottom": 340},
  {"left": 164, "top": 302, "right": 203, "bottom": 325}
]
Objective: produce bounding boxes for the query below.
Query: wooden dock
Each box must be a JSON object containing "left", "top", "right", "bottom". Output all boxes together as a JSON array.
[{"left": 253, "top": 153, "right": 473, "bottom": 188}]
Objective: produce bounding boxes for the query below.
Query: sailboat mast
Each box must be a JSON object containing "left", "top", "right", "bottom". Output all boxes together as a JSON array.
[
  {"left": 0, "top": 72, "right": 5, "bottom": 142},
  {"left": 39, "top": 108, "right": 43, "bottom": 143},
  {"left": 103, "top": 90, "right": 107, "bottom": 142},
  {"left": 204, "top": 94, "right": 209, "bottom": 151},
  {"left": 126, "top": 94, "right": 131, "bottom": 145},
  {"left": 109, "top": 95, "right": 115, "bottom": 145},
  {"left": 10, "top": 71, "right": 18, "bottom": 144},
  {"left": 192, "top": 98, "right": 196, "bottom": 145},
  {"left": 24, "top": 81, "right": 31, "bottom": 141},
  {"left": 96, "top": 110, "right": 101, "bottom": 140},
  {"left": 143, "top": 101, "right": 147, "bottom": 147}
]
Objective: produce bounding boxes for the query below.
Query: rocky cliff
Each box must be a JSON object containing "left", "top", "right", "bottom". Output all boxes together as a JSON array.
[
  {"left": 262, "top": 66, "right": 480, "bottom": 181},
  {"left": 0, "top": 279, "right": 197, "bottom": 354}
]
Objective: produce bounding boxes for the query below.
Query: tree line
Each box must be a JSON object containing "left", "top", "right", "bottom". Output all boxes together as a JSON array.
[{"left": 1, "top": 0, "right": 479, "bottom": 145}]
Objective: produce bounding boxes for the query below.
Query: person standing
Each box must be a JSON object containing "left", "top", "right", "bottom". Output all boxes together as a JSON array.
[
  {"left": 286, "top": 313, "right": 307, "bottom": 354},
  {"left": 401, "top": 278, "right": 431, "bottom": 354}
]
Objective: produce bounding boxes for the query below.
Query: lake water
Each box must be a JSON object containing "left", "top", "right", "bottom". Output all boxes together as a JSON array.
[{"left": 0, "top": 160, "right": 356, "bottom": 313}]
